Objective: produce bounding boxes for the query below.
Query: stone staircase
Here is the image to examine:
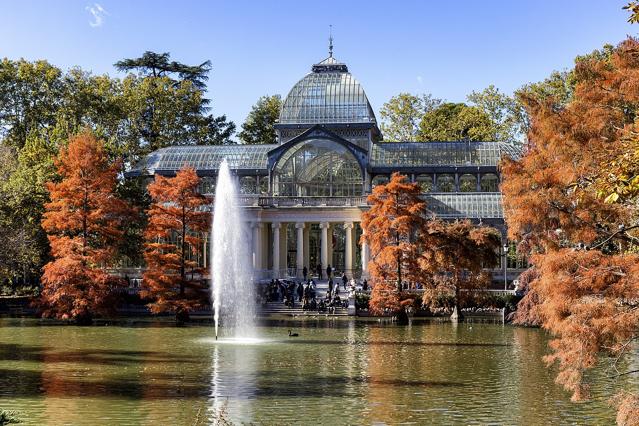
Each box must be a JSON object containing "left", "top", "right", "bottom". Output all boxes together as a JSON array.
[{"left": 257, "top": 278, "right": 352, "bottom": 317}]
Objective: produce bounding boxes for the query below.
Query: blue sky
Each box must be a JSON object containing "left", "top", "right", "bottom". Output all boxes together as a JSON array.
[{"left": 1, "top": 1, "right": 636, "bottom": 132}]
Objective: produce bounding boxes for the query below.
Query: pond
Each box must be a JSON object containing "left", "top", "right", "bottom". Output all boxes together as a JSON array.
[{"left": 0, "top": 318, "right": 628, "bottom": 425}]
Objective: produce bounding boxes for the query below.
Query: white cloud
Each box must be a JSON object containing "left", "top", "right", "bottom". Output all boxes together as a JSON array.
[{"left": 86, "top": 3, "right": 108, "bottom": 28}]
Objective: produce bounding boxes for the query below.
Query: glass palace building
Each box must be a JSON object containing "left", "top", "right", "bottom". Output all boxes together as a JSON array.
[{"left": 128, "top": 52, "right": 523, "bottom": 285}]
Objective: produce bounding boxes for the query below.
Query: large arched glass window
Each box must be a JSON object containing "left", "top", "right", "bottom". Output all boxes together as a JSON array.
[
  {"left": 416, "top": 174, "right": 433, "bottom": 192},
  {"left": 481, "top": 173, "right": 499, "bottom": 192},
  {"left": 274, "top": 139, "right": 363, "bottom": 196},
  {"left": 436, "top": 174, "right": 455, "bottom": 192},
  {"left": 459, "top": 174, "right": 477, "bottom": 192}
]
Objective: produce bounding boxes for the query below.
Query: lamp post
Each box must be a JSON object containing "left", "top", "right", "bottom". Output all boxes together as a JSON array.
[{"left": 503, "top": 243, "right": 509, "bottom": 291}]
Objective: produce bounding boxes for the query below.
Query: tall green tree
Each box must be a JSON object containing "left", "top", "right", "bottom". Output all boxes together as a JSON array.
[
  {"left": 115, "top": 51, "right": 235, "bottom": 150},
  {"left": 1, "top": 131, "right": 57, "bottom": 287},
  {"left": 379, "top": 93, "right": 441, "bottom": 141},
  {"left": 418, "top": 102, "right": 497, "bottom": 141},
  {"left": 115, "top": 51, "right": 212, "bottom": 89},
  {"left": 0, "top": 59, "right": 64, "bottom": 149},
  {"left": 238, "top": 95, "right": 281, "bottom": 145},
  {"left": 467, "top": 85, "right": 528, "bottom": 143}
]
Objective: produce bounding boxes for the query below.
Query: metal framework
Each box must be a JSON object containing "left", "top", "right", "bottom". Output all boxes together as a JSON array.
[
  {"left": 370, "top": 141, "right": 520, "bottom": 168},
  {"left": 280, "top": 57, "right": 376, "bottom": 125},
  {"left": 128, "top": 145, "right": 275, "bottom": 175}
]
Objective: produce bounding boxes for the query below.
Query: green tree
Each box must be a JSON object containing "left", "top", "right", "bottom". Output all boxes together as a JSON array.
[
  {"left": 1, "top": 131, "right": 57, "bottom": 287},
  {"left": 418, "top": 102, "right": 497, "bottom": 141},
  {"left": 0, "top": 59, "right": 64, "bottom": 149},
  {"left": 379, "top": 93, "right": 441, "bottom": 141},
  {"left": 467, "top": 85, "right": 528, "bottom": 143},
  {"left": 115, "top": 51, "right": 235, "bottom": 150},
  {"left": 114, "top": 51, "right": 212, "bottom": 89},
  {"left": 238, "top": 95, "right": 281, "bottom": 144}
]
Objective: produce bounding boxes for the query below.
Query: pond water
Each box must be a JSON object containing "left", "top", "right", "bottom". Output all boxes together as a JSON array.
[{"left": 0, "top": 318, "right": 630, "bottom": 425}]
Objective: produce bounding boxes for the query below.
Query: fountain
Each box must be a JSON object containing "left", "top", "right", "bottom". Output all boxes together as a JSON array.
[{"left": 211, "top": 159, "right": 256, "bottom": 340}]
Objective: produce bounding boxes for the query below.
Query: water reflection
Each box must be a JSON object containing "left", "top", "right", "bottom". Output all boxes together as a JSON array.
[
  {"left": 0, "top": 319, "right": 626, "bottom": 425},
  {"left": 209, "top": 341, "right": 258, "bottom": 424}
]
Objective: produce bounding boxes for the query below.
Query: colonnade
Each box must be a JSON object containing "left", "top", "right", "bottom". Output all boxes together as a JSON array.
[{"left": 250, "top": 220, "right": 370, "bottom": 280}]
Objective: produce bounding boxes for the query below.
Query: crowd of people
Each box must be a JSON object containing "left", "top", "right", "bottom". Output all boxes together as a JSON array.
[{"left": 260, "top": 265, "right": 369, "bottom": 314}]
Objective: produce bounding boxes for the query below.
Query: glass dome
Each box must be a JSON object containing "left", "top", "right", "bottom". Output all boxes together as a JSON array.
[
  {"left": 274, "top": 138, "right": 363, "bottom": 196},
  {"left": 279, "top": 57, "right": 377, "bottom": 125}
]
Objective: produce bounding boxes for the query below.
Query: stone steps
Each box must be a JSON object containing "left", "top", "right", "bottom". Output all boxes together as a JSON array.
[{"left": 258, "top": 302, "right": 350, "bottom": 317}]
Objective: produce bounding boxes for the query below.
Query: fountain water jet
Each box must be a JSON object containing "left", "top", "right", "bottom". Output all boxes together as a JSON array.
[{"left": 211, "top": 159, "right": 256, "bottom": 339}]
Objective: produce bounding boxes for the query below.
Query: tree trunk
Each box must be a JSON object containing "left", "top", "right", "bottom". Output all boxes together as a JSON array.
[
  {"left": 75, "top": 312, "right": 93, "bottom": 326},
  {"left": 180, "top": 205, "right": 186, "bottom": 297},
  {"left": 175, "top": 308, "right": 189, "bottom": 326}
]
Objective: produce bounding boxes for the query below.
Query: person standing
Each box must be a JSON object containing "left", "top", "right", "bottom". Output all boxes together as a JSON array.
[
  {"left": 328, "top": 278, "right": 334, "bottom": 295},
  {"left": 341, "top": 272, "right": 347, "bottom": 290},
  {"left": 326, "top": 264, "right": 332, "bottom": 280},
  {"left": 317, "top": 264, "right": 322, "bottom": 280},
  {"left": 303, "top": 266, "right": 308, "bottom": 281}
]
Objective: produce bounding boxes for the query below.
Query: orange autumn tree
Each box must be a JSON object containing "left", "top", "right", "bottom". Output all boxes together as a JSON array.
[
  {"left": 361, "top": 172, "right": 426, "bottom": 320},
  {"left": 419, "top": 219, "right": 500, "bottom": 319},
  {"left": 502, "top": 38, "right": 639, "bottom": 422},
  {"left": 142, "top": 166, "right": 210, "bottom": 323},
  {"left": 41, "top": 132, "right": 127, "bottom": 324}
]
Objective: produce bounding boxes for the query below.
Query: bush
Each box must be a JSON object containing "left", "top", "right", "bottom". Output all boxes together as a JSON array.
[
  {"left": 355, "top": 293, "right": 370, "bottom": 310},
  {"left": 0, "top": 410, "right": 20, "bottom": 425}
]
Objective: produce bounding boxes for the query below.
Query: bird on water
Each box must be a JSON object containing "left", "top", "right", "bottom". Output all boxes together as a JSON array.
[{"left": 288, "top": 330, "right": 299, "bottom": 337}]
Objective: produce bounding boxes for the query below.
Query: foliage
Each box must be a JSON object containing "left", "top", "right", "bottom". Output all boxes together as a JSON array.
[
  {"left": 361, "top": 172, "right": 426, "bottom": 315},
  {"left": 509, "top": 267, "right": 542, "bottom": 326},
  {"left": 355, "top": 292, "right": 370, "bottom": 310},
  {"left": 379, "top": 93, "right": 441, "bottom": 141},
  {"left": 502, "top": 38, "right": 639, "bottom": 419},
  {"left": 115, "top": 51, "right": 235, "bottom": 150},
  {"left": 0, "top": 410, "right": 20, "bottom": 425},
  {"left": 625, "top": 1, "right": 639, "bottom": 23},
  {"left": 114, "top": 51, "right": 212, "bottom": 89},
  {"left": 467, "top": 85, "right": 528, "bottom": 144},
  {"left": 142, "top": 167, "right": 210, "bottom": 322},
  {"left": 238, "top": 95, "right": 281, "bottom": 145},
  {"left": 530, "top": 250, "right": 639, "bottom": 401},
  {"left": 0, "top": 59, "right": 64, "bottom": 149},
  {"left": 419, "top": 219, "right": 500, "bottom": 312},
  {"left": 418, "top": 102, "right": 497, "bottom": 141},
  {"left": 40, "top": 133, "right": 127, "bottom": 323}
]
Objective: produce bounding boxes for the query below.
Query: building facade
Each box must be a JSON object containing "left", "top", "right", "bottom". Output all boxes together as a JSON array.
[{"left": 128, "top": 52, "right": 523, "bottom": 286}]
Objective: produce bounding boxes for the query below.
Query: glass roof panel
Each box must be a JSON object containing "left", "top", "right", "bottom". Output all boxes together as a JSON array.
[
  {"left": 370, "top": 141, "right": 521, "bottom": 168},
  {"left": 128, "top": 145, "right": 275, "bottom": 174},
  {"left": 423, "top": 193, "right": 504, "bottom": 218},
  {"left": 280, "top": 70, "right": 376, "bottom": 125}
]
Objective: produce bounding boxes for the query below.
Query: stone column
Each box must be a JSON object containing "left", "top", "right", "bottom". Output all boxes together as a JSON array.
[
  {"left": 295, "top": 222, "right": 305, "bottom": 278},
  {"left": 303, "top": 225, "right": 310, "bottom": 273},
  {"left": 361, "top": 226, "right": 370, "bottom": 277},
  {"left": 252, "top": 222, "right": 262, "bottom": 271},
  {"left": 272, "top": 222, "right": 280, "bottom": 278},
  {"left": 344, "top": 222, "right": 353, "bottom": 276},
  {"left": 320, "top": 222, "right": 329, "bottom": 276}
]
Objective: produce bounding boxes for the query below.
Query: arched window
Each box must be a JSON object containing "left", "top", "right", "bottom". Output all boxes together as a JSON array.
[
  {"left": 274, "top": 139, "right": 363, "bottom": 196},
  {"left": 416, "top": 174, "right": 433, "bottom": 192},
  {"left": 459, "top": 174, "right": 477, "bottom": 192},
  {"left": 481, "top": 173, "right": 499, "bottom": 192},
  {"left": 436, "top": 174, "right": 455, "bottom": 192},
  {"left": 239, "top": 176, "right": 257, "bottom": 194},
  {"left": 372, "top": 175, "right": 389, "bottom": 188}
]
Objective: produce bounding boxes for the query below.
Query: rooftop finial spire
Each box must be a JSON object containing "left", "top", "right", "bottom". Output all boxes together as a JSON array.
[{"left": 328, "top": 25, "right": 333, "bottom": 58}]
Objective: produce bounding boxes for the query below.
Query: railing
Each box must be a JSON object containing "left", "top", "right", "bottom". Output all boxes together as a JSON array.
[{"left": 234, "top": 196, "right": 367, "bottom": 207}]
